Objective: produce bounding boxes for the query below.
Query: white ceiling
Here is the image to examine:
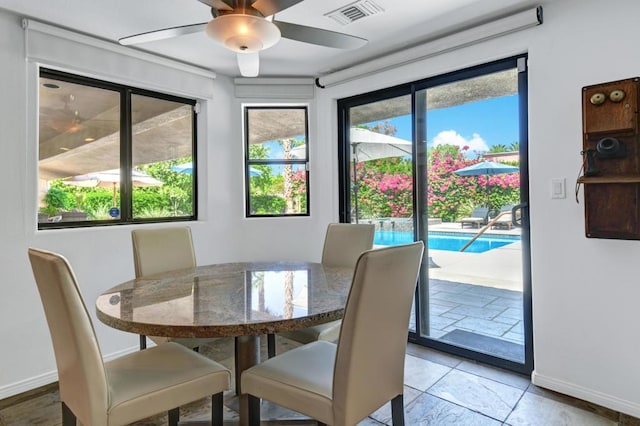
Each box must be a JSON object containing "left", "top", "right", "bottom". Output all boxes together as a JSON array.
[{"left": 0, "top": 0, "right": 544, "bottom": 77}]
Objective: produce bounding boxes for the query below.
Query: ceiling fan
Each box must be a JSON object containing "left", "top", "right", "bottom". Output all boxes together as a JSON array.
[{"left": 119, "top": 0, "right": 368, "bottom": 77}]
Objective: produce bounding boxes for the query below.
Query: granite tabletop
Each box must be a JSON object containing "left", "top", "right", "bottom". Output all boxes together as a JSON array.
[{"left": 96, "top": 261, "right": 354, "bottom": 338}]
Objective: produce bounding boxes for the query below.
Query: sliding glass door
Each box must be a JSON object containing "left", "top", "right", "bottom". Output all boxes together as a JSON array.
[{"left": 338, "top": 56, "right": 532, "bottom": 374}]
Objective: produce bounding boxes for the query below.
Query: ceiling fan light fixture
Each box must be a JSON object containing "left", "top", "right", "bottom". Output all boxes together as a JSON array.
[{"left": 205, "top": 14, "right": 281, "bottom": 53}]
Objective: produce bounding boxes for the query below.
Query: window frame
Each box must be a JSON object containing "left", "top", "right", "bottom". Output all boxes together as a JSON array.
[
  {"left": 37, "top": 67, "right": 198, "bottom": 229},
  {"left": 244, "top": 105, "right": 310, "bottom": 218}
]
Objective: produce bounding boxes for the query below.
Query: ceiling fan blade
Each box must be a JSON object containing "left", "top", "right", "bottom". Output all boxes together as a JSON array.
[
  {"left": 119, "top": 22, "right": 208, "bottom": 45},
  {"left": 273, "top": 20, "right": 367, "bottom": 49},
  {"left": 252, "top": 0, "right": 304, "bottom": 16},
  {"left": 196, "top": 0, "right": 233, "bottom": 10},
  {"left": 237, "top": 52, "right": 260, "bottom": 77}
]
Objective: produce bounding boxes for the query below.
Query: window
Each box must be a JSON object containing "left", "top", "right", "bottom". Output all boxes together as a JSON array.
[
  {"left": 244, "top": 106, "right": 309, "bottom": 217},
  {"left": 37, "top": 68, "right": 196, "bottom": 228}
]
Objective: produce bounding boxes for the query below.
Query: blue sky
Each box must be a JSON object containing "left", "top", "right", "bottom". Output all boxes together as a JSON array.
[{"left": 385, "top": 95, "right": 519, "bottom": 157}]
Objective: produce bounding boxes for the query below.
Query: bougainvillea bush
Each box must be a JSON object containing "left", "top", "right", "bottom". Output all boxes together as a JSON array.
[{"left": 352, "top": 144, "right": 520, "bottom": 222}]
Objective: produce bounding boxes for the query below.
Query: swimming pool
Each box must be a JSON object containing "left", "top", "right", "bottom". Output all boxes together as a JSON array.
[{"left": 374, "top": 230, "right": 520, "bottom": 253}]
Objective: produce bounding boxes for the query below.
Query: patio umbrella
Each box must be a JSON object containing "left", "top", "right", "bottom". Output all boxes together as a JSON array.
[
  {"left": 63, "top": 168, "right": 162, "bottom": 206},
  {"left": 171, "top": 162, "right": 262, "bottom": 176},
  {"left": 453, "top": 161, "right": 518, "bottom": 206}
]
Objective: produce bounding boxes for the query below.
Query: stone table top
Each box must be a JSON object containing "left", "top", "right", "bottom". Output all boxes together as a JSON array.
[{"left": 96, "top": 261, "right": 354, "bottom": 338}]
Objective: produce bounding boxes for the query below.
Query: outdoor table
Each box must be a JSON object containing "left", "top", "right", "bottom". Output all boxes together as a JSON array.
[{"left": 96, "top": 261, "right": 353, "bottom": 426}]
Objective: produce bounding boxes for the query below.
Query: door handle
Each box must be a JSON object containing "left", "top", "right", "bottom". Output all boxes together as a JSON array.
[{"left": 511, "top": 202, "right": 528, "bottom": 228}]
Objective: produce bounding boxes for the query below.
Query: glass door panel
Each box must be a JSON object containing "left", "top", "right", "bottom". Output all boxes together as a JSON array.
[
  {"left": 347, "top": 94, "right": 414, "bottom": 228},
  {"left": 346, "top": 94, "right": 416, "bottom": 331},
  {"left": 417, "top": 66, "right": 527, "bottom": 365}
]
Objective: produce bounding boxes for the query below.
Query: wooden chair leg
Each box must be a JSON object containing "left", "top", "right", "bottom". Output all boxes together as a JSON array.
[
  {"left": 168, "top": 407, "right": 179, "bottom": 426},
  {"left": 212, "top": 392, "right": 224, "bottom": 426},
  {"left": 139, "top": 334, "right": 147, "bottom": 350},
  {"left": 391, "top": 394, "right": 405, "bottom": 426},
  {"left": 61, "top": 402, "right": 76, "bottom": 426},
  {"left": 267, "top": 333, "right": 276, "bottom": 358},
  {"left": 248, "top": 394, "right": 261, "bottom": 426}
]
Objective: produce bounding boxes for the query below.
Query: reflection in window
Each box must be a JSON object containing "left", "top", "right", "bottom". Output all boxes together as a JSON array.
[
  {"left": 250, "top": 270, "right": 309, "bottom": 319},
  {"left": 37, "top": 69, "right": 196, "bottom": 228},
  {"left": 245, "top": 106, "right": 309, "bottom": 217},
  {"left": 131, "top": 94, "right": 195, "bottom": 219}
]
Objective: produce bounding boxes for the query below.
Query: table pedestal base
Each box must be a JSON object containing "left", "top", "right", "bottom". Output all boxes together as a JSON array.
[{"left": 234, "top": 335, "right": 260, "bottom": 425}]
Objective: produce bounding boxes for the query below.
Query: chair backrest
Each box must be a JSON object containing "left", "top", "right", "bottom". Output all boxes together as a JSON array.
[
  {"left": 472, "top": 207, "right": 490, "bottom": 218},
  {"left": 321, "top": 223, "right": 375, "bottom": 268},
  {"left": 332, "top": 242, "right": 424, "bottom": 425},
  {"left": 28, "top": 248, "right": 108, "bottom": 425},
  {"left": 131, "top": 226, "right": 196, "bottom": 277}
]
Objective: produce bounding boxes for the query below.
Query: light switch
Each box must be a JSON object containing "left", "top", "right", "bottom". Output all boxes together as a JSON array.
[{"left": 551, "top": 178, "right": 566, "bottom": 199}]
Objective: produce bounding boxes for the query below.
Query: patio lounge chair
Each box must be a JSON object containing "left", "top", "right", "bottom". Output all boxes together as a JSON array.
[
  {"left": 460, "top": 207, "right": 489, "bottom": 228},
  {"left": 492, "top": 205, "right": 515, "bottom": 230}
]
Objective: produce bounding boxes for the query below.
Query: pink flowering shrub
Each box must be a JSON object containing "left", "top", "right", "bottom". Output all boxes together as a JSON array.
[
  {"left": 290, "top": 170, "right": 308, "bottom": 210},
  {"left": 352, "top": 144, "right": 520, "bottom": 222},
  {"left": 354, "top": 158, "right": 413, "bottom": 219},
  {"left": 427, "top": 145, "right": 520, "bottom": 221}
]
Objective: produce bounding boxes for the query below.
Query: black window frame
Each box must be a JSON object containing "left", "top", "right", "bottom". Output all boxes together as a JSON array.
[
  {"left": 37, "top": 68, "right": 198, "bottom": 229},
  {"left": 244, "top": 105, "right": 310, "bottom": 218}
]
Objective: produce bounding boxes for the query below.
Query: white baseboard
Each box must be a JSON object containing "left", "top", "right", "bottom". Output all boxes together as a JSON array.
[
  {"left": 532, "top": 370, "right": 640, "bottom": 418},
  {"left": 0, "top": 371, "right": 58, "bottom": 400},
  {"left": 0, "top": 345, "right": 139, "bottom": 401}
]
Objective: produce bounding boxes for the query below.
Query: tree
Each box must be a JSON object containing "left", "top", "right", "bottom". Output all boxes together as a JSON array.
[
  {"left": 488, "top": 144, "right": 509, "bottom": 153},
  {"left": 280, "top": 138, "right": 306, "bottom": 213}
]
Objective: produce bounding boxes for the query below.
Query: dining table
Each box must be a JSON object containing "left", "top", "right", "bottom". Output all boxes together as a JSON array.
[{"left": 95, "top": 261, "right": 354, "bottom": 425}]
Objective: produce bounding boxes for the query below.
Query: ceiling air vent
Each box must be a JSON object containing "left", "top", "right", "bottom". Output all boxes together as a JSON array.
[{"left": 325, "top": 0, "right": 384, "bottom": 26}]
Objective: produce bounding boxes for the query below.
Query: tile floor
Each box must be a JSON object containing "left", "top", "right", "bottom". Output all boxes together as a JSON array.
[
  {"left": 423, "top": 278, "right": 525, "bottom": 363},
  {"left": 0, "top": 336, "right": 637, "bottom": 426}
]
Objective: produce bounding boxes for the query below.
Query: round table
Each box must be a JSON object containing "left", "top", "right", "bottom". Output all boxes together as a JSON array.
[{"left": 96, "top": 261, "right": 353, "bottom": 425}]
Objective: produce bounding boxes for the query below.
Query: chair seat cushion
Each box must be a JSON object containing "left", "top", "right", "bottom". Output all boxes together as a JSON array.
[
  {"left": 242, "top": 341, "right": 336, "bottom": 424},
  {"left": 106, "top": 342, "right": 230, "bottom": 425},
  {"left": 279, "top": 320, "right": 341, "bottom": 344}
]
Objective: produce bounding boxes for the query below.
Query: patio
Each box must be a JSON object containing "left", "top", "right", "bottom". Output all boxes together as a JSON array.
[{"left": 371, "top": 219, "right": 525, "bottom": 361}]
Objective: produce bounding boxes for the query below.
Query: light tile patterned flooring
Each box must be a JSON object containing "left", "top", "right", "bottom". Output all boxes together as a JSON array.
[{"left": 0, "top": 336, "right": 637, "bottom": 426}]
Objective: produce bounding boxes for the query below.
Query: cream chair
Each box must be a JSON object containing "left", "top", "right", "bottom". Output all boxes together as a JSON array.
[
  {"left": 131, "top": 226, "right": 216, "bottom": 350},
  {"left": 268, "top": 223, "right": 375, "bottom": 357},
  {"left": 28, "top": 248, "right": 231, "bottom": 426},
  {"left": 242, "top": 241, "right": 424, "bottom": 425}
]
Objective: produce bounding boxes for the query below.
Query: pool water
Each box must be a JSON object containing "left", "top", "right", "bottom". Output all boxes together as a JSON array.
[{"left": 374, "top": 230, "right": 519, "bottom": 253}]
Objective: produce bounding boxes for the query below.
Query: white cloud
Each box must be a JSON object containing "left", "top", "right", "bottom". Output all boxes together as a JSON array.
[{"left": 432, "top": 130, "right": 488, "bottom": 153}]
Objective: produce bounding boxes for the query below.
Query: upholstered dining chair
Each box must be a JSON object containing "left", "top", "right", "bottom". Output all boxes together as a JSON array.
[
  {"left": 242, "top": 241, "right": 424, "bottom": 426},
  {"left": 267, "top": 223, "right": 375, "bottom": 357},
  {"left": 28, "top": 247, "right": 231, "bottom": 426},
  {"left": 131, "top": 226, "right": 216, "bottom": 351}
]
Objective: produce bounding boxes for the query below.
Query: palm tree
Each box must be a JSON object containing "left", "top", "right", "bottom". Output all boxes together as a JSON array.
[{"left": 488, "top": 144, "right": 508, "bottom": 153}]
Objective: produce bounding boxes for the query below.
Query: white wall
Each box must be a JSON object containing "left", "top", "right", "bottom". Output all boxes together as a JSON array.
[
  {"left": 315, "top": 0, "right": 640, "bottom": 417},
  {"left": 2, "top": 0, "right": 640, "bottom": 418}
]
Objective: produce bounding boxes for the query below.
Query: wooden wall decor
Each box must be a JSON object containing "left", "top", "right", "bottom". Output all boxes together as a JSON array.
[{"left": 579, "top": 77, "right": 640, "bottom": 239}]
